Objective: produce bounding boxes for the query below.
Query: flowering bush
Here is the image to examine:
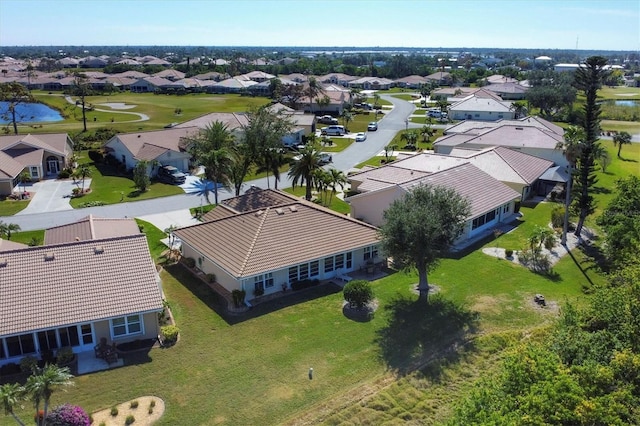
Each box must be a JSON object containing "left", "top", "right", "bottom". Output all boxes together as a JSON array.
[{"left": 45, "top": 404, "right": 91, "bottom": 426}]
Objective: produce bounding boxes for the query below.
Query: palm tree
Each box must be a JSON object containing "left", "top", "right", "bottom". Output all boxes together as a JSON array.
[
  {"left": 510, "top": 101, "right": 528, "bottom": 119},
  {"left": 305, "top": 76, "right": 322, "bottom": 113},
  {"left": 327, "top": 168, "right": 348, "bottom": 204},
  {"left": 312, "top": 168, "right": 330, "bottom": 203},
  {"left": 0, "top": 221, "right": 21, "bottom": 240},
  {"left": 228, "top": 145, "right": 253, "bottom": 197},
  {"left": 340, "top": 110, "right": 353, "bottom": 131},
  {"left": 613, "top": 131, "right": 632, "bottom": 157},
  {"left": 26, "top": 365, "right": 74, "bottom": 426},
  {"left": 0, "top": 383, "right": 27, "bottom": 426},
  {"left": 19, "top": 170, "right": 30, "bottom": 194},
  {"left": 76, "top": 164, "right": 92, "bottom": 193},
  {"left": 400, "top": 131, "right": 419, "bottom": 149},
  {"left": 288, "top": 143, "right": 323, "bottom": 201},
  {"left": 185, "top": 121, "right": 234, "bottom": 204},
  {"left": 420, "top": 125, "right": 435, "bottom": 143},
  {"left": 372, "top": 93, "right": 380, "bottom": 107},
  {"left": 556, "top": 125, "right": 584, "bottom": 245}
]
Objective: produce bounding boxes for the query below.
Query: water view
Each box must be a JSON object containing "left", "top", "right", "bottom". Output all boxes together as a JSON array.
[
  {"left": 607, "top": 99, "right": 640, "bottom": 107},
  {"left": 0, "top": 101, "right": 64, "bottom": 124}
]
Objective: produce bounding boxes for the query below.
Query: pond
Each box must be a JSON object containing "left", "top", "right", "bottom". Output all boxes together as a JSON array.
[
  {"left": 0, "top": 101, "right": 64, "bottom": 124},
  {"left": 604, "top": 99, "right": 640, "bottom": 107}
]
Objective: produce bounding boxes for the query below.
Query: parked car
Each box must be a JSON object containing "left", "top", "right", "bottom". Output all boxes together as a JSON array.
[
  {"left": 355, "top": 132, "right": 367, "bottom": 142},
  {"left": 321, "top": 125, "right": 346, "bottom": 136},
  {"left": 157, "top": 165, "right": 186, "bottom": 184},
  {"left": 367, "top": 122, "right": 378, "bottom": 131},
  {"left": 292, "top": 152, "right": 332, "bottom": 165},
  {"left": 318, "top": 115, "right": 338, "bottom": 125}
]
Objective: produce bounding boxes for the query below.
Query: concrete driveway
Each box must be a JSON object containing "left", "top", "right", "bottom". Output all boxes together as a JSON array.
[{"left": 15, "top": 178, "right": 92, "bottom": 216}]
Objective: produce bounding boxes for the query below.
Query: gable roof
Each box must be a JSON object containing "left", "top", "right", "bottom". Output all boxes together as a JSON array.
[
  {"left": 449, "top": 146, "right": 554, "bottom": 185},
  {"left": 444, "top": 116, "right": 564, "bottom": 137},
  {"left": 174, "top": 112, "right": 249, "bottom": 132},
  {"left": 399, "top": 163, "right": 520, "bottom": 218},
  {"left": 44, "top": 215, "right": 141, "bottom": 245},
  {"left": 175, "top": 191, "right": 379, "bottom": 278},
  {"left": 107, "top": 127, "right": 199, "bottom": 160},
  {"left": 0, "top": 133, "right": 70, "bottom": 156},
  {"left": 0, "top": 150, "right": 25, "bottom": 179},
  {"left": 0, "top": 234, "right": 163, "bottom": 336},
  {"left": 449, "top": 95, "right": 512, "bottom": 113}
]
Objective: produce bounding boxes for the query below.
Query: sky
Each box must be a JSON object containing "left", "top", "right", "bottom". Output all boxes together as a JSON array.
[{"left": 0, "top": 0, "right": 638, "bottom": 51}]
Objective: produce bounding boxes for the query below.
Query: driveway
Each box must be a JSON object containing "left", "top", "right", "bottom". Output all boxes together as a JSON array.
[{"left": 15, "top": 178, "right": 92, "bottom": 216}]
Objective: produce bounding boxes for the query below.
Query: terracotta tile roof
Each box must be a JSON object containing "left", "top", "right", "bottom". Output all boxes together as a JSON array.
[
  {"left": 491, "top": 146, "right": 554, "bottom": 184},
  {"left": 0, "top": 133, "right": 70, "bottom": 156},
  {"left": 44, "top": 215, "right": 141, "bottom": 245},
  {"left": 0, "top": 234, "right": 163, "bottom": 336},
  {"left": 175, "top": 196, "right": 379, "bottom": 278},
  {"left": 219, "top": 188, "right": 298, "bottom": 212},
  {"left": 201, "top": 205, "right": 238, "bottom": 222},
  {"left": 400, "top": 163, "right": 520, "bottom": 218}
]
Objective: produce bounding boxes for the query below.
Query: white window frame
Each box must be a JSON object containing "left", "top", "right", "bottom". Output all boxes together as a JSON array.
[{"left": 111, "top": 314, "right": 143, "bottom": 338}]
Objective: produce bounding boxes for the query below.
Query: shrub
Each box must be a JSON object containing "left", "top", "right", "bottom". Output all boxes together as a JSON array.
[
  {"left": 550, "top": 191, "right": 557, "bottom": 201},
  {"left": 551, "top": 205, "right": 565, "bottom": 229},
  {"left": 206, "top": 273, "right": 216, "bottom": 283},
  {"left": 231, "top": 289, "right": 246, "bottom": 308},
  {"left": 130, "top": 400, "right": 139, "bottom": 409},
  {"left": 505, "top": 249, "right": 514, "bottom": 258},
  {"left": 72, "top": 187, "right": 82, "bottom": 196},
  {"left": 58, "top": 169, "right": 72, "bottom": 179},
  {"left": 184, "top": 257, "right": 196, "bottom": 268},
  {"left": 56, "top": 346, "right": 75, "bottom": 365},
  {"left": 19, "top": 355, "right": 38, "bottom": 372},
  {"left": 110, "top": 407, "right": 118, "bottom": 417},
  {"left": 45, "top": 404, "right": 91, "bottom": 426},
  {"left": 254, "top": 287, "right": 265, "bottom": 297},
  {"left": 149, "top": 400, "right": 156, "bottom": 408},
  {"left": 148, "top": 408, "right": 154, "bottom": 415},
  {"left": 125, "top": 414, "right": 135, "bottom": 425},
  {"left": 290, "top": 279, "right": 320, "bottom": 291},
  {"left": 161, "top": 325, "right": 180, "bottom": 343},
  {"left": 343, "top": 280, "right": 374, "bottom": 309}
]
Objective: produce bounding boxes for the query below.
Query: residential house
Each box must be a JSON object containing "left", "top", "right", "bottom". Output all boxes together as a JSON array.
[
  {"left": 241, "top": 70, "right": 276, "bottom": 82},
  {"left": 394, "top": 75, "right": 429, "bottom": 89},
  {"left": 44, "top": 215, "right": 141, "bottom": 245},
  {"left": 104, "top": 127, "right": 199, "bottom": 175},
  {"left": 210, "top": 77, "right": 257, "bottom": 93},
  {"left": 425, "top": 71, "right": 452, "bottom": 85},
  {"left": 130, "top": 76, "right": 174, "bottom": 93},
  {"left": 0, "top": 133, "right": 74, "bottom": 195},
  {"left": 434, "top": 122, "right": 567, "bottom": 167},
  {"left": 484, "top": 82, "right": 529, "bottom": 100},
  {"left": 346, "top": 156, "right": 521, "bottom": 243},
  {"left": 349, "top": 76, "right": 395, "bottom": 90},
  {"left": 317, "top": 73, "right": 358, "bottom": 87},
  {"left": 174, "top": 189, "right": 380, "bottom": 298},
  {"left": 174, "top": 112, "right": 249, "bottom": 139},
  {"left": 448, "top": 95, "right": 514, "bottom": 121},
  {"left": 0, "top": 234, "right": 164, "bottom": 368},
  {"left": 153, "top": 69, "right": 186, "bottom": 81}
]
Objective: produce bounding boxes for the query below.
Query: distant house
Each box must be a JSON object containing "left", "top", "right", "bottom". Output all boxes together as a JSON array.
[
  {"left": 153, "top": 69, "right": 186, "bottom": 81},
  {"left": 210, "top": 77, "right": 257, "bottom": 93},
  {"left": 0, "top": 133, "right": 74, "bottom": 195},
  {"left": 484, "top": 82, "right": 529, "bottom": 100},
  {"left": 174, "top": 189, "right": 380, "bottom": 299},
  {"left": 448, "top": 95, "right": 514, "bottom": 121},
  {"left": 0, "top": 233, "right": 164, "bottom": 368},
  {"left": 349, "top": 76, "right": 395, "bottom": 90},
  {"left": 317, "top": 73, "right": 358, "bottom": 87},
  {"left": 174, "top": 112, "right": 249, "bottom": 139},
  {"left": 240, "top": 70, "right": 276, "bottom": 82},
  {"left": 44, "top": 215, "right": 141, "bottom": 245},
  {"left": 130, "top": 76, "right": 174, "bottom": 93},
  {"left": 394, "top": 75, "right": 429, "bottom": 89},
  {"left": 425, "top": 71, "right": 452, "bottom": 85},
  {"left": 346, "top": 156, "right": 520, "bottom": 243},
  {"left": 104, "top": 127, "right": 199, "bottom": 175}
]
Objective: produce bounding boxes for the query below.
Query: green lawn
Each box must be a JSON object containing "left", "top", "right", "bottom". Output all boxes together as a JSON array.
[
  {"left": 284, "top": 186, "right": 350, "bottom": 215},
  {"left": 390, "top": 94, "right": 418, "bottom": 101},
  {"left": 597, "top": 86, "right": 640, "bottom": 100},
  {"left": 601, "top": 119, "right": 640, "bottom": 134},
  {"left": 0, "top": 199, "right": 29, "bottom": 216},
  {"left": 23, "top": 92, "right": 270, "bottom": 135},
  {"left": 68, "top": 151, "right": 184, "bottom": 208},
  {"left": 4, "top": 229, "right": 44, "bottom": 246},
  {"left": 320, "top": 136, "right": 353, "bottom": 152}
]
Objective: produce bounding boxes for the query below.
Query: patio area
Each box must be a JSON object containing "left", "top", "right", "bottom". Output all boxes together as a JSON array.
[{"left": 76, "top": 349, "right": 124, "bottom": 375}]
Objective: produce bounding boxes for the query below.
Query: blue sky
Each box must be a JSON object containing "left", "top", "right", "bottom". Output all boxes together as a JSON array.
[{"left": 0, "top": 0, "right": 638, "bottom": 50}]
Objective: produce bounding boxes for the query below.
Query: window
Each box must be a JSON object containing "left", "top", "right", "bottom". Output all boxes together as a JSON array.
[
  {"left": 6, "top": 334, "right": 36, "bottom": 357},
  {"left": 364, "top": 246, "right": 379, "bottom": 261},
  {"left": 30, "top": 166, "right": 39, "bottom": 178},
  {"left": 335, "top": 254, "right": 344, "bottom": 270},
  {"left": 58, "top": 326, "right": 80, "bottom": 347},
  {"left": 503, "top": 204, "right": 510, "bottom": 214},
  {"left": 289, "top": 266, "right": 297, "bottom": 283},
  {"left": 299, "top": 263, "right": 309, "bottom": 280},
  {"left": 264, "top": 272, "right": 274, "bottom": 288},
  {"left": 346, "top": 252, "right": 353, "bottom": 269},
  {"left": 81, "top": 324, "right": 93, "bottom": 345},
  {"left": 310, "top": 261, "right": 319, "bottom": 277},
  {"left": 111, "top": 315, "right": 142, "bottom": 337},
  {"left": 324, "top": 257, "right": 334, "bottom": 273},
  {"left": 254, "top": 273, "right": 274, "bottom": 289},
  {"left": 0, "top": 340, "right": 4, "bottom": 359},
  {"left": 37, "top": 330, "right": 59, "bottom": 351}
]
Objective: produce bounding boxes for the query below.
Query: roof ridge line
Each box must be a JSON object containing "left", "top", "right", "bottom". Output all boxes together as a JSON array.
[
  {"left": 493, "top": 148, "right": 529, "bottom": 183},
  {"left": 238, "top": 207, "right": 270, "bottom": 276}
]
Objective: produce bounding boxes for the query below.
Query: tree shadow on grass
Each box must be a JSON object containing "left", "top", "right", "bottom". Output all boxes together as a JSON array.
[
  {"left": 374, "top": 294, "right": 479, "bottom": 377},
  {"left": 619, "top": 156, "right": 638, "bottom": 163}
]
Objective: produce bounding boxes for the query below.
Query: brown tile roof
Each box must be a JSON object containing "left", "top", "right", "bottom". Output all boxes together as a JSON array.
[
  {"left": 175, "top": 196, "right": 379, "bottom": 278},
  {"left": 400, "top": 163, "right": 520, "bottom": 218},
  {"left": 220, "top": 188, "right": 299, "bottom": 213},
  {"left": 0, "top": 238, "right": 27, "bottom": 251},
  {"left": 491, "top": 146, "right": 554, "bottom": 184},
  {"left": 0, "top": 133, "right": 70, "bottom": 156},
  {"left": 201, "top": 205, "right": 238, "bottom": 222},
  {"left": 44, "top": 215, "right": 141, "bottom": 245},
  {"left": 0, "top": 150, "right": 25, "bottom": 179},
  {"left": 0, "top": 234, "right": 163, "bottom": 336},
  {"left": 174, "top": 113, "right": 249, "bottom": 131}
]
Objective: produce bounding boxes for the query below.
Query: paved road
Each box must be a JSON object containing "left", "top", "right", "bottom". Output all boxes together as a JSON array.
[{"left": 1, "top": 95, "right": 415, "bottom": 231}]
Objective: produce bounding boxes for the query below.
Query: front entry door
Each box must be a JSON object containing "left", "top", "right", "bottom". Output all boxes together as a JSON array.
[{"left": 47, "top": 158, "right": 59, "bottom": 175}]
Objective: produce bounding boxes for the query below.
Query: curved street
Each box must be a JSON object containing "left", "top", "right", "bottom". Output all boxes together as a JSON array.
[{"left": 1, "top": 95, "right": 416, "bottom": 231}]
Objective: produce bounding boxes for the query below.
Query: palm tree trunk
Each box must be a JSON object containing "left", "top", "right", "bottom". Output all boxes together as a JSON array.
[
  {"left": 11, "top": 413, "right": 26, "bottom": 426},
  {"left": 618, "top": 144, "right": 622, "bottom": 157}
]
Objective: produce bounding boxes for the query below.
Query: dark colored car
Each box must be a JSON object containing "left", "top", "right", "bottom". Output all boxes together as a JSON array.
[{"left": 157, "top": 165, "right": 186, "bottom": 184}]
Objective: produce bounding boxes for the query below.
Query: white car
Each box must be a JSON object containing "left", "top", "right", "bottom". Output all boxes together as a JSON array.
[{"left": 355, "top": 132, "right": 367, "bottom": 142}]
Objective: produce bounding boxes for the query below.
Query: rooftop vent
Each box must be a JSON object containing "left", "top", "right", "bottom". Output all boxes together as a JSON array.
[
  {"left": 289, "top": 206, "right": 298, "bottom": 212},
  {"left": 94, "top": 246, "right": 105, "bottom": 254},
  {"left": 0, "top": 258, "right": 7, "bottom": 267},
  {"left": 275, "top": 208, "right": 284, "bottom": 215},
  {"left": 44, "top": 252, "right": 55, "bottom": 261},
  {"left": 515, "top": 127, "right": 524, "bottom": 130},
  {"left": 255, "top": 210, "right": 264, "bottom": 217}
]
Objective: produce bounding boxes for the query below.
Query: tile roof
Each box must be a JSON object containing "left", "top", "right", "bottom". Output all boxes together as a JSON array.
[
  {"left": 0, "top": 150, "right": 25, "bottom": 179},
  {"left": 0, "top": 133, "right": 70, "bottom": 156},
  {"left": 175, "top": 191, "right": 379, "bottom": 278},
  {"left": 108, "top": 127, "right": 199, "bottom": 159},
  {"left": 0, "top": 238, "right": 27, "bottom": 251},
  {"left": 44, "top": 215, "right": 141, "bottom": 245},
  {"left": 437, "top": 121, "right": 564, "bottom": 150},
  {"left": 174, "top": 112, "right": 249, "bottom": 131},
  {"left": 219, "top": 188, "right": 299, "bottom": 213},
  {"left": 0, "top": 234, "right": 163, "bottom": 336},
  {"left": 400, "top": 163, "right": 520, "bottom": 218},
  {"left": 449, "top": 96, "right": 512, "bottom": 113}
]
